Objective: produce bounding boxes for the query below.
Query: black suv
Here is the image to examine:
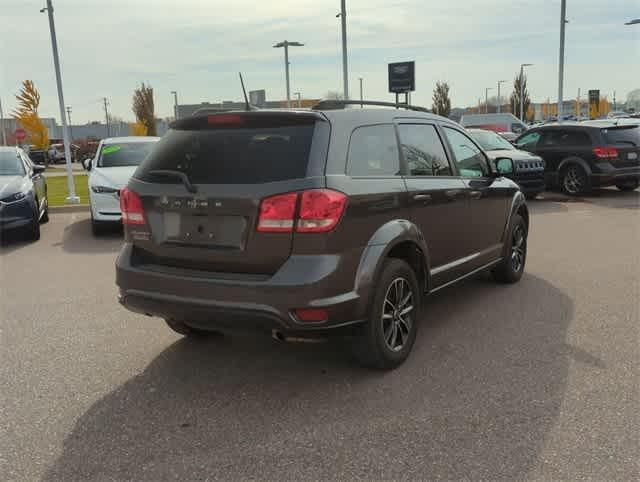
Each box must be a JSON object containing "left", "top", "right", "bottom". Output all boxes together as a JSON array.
[
  {"left": 515, "top": 121, "right": 640, "bottom": 195},
  {"left": 116, "top": 102, "right": 529, "bottom": 369}
]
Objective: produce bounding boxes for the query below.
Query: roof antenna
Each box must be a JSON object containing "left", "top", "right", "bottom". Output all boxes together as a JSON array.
[{"left": 239, "top": 72, "right": 250, "bottom": 111}]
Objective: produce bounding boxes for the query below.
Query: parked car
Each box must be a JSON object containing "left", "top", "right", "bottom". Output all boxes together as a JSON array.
[
  {"left": 49, "top": 143, "right": 80, "bottom": 163},
  {"left": 498, "top": 131, "right": 518, "bottom": 143},
  {"left": 84, "top": 136, "right": 160, "bottom": 235},
  {"left": 0, "top": 146, "right": 48, "bottom": 241},
  {"left": 115, "top": 103, "right": 530, "bottom": 369},
  {"left": 467, "top": 128, "right": 545, "bottom": 199},
  {"left": 515, "top": 122, "right": 640, "bottom": 195},
  {"left": 459, "top": 113, "right": 528, "bottom": 136}
]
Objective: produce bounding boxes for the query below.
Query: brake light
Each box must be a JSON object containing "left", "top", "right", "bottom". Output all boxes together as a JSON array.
[
  {"left": 593, "top": 146, "right": 618, "bottom": 159},
  {"left": 293, "top": 308, "right": 328, "bottom": 323},
  {"left": 297, "top": 189, "right": 347, "bottom": 233},
  {"left": 119, "top": 188, "right": 146, "bottom": 225},
  {"left": 257, "top": 192, "right": 298, "bottom": 232},
  {"left": 207, "top": 114, "right": 243, "bottom": 125}
]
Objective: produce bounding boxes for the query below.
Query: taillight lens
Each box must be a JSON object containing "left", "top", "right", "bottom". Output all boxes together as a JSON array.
[
  {"left": 297, "top": 189, "right": 347, "bottom": 233},
  {"left": 257, "top": 192, "right": 298, "bottom": 232},
  {"left": 593, "top": 146, "right": 618, "bottom": 159},
  {"left": 120, "top": 187, "right": 146, "bottom": 225}
]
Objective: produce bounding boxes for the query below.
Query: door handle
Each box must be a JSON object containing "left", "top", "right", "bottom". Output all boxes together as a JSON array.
[
  {"left": 469, "top": 190, "right": 483, "bottom": 200},
  {"left": 444, "top": 189, "right": 462, "bottom": 200},
  {"left": 413, "top": 194, "right": 432, "bottom": 203}
]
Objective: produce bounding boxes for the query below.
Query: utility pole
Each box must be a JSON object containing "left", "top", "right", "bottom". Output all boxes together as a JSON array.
[
  {"left": 497, "top": 80, "right": 507, "bottom": 113},
  {"left": 0, "top": 97, "right": 6, "bottom": 146},
  {"left": 65, "top": 106, "right": 73, "bottom": 141},
  {"left": 613, "top": 90, "right": 617, "bottom": 111},
  {"left": 339, "top": 0, "right": 349, "bottom": 100},
  {"left": 294, "top": 92, "right": 302, "bottom": 108},
  {"left": 41, "top": 0, "right": 78, "bottom": 203},
  {"left": 359, "top": 77, "right": 363, "bottom": 107},
  {"left": 103, "top": 97, "right": 110, "bottom": 137},
  {"left": 171, "top": 90, "right": 179, "bottom": 119},
  {"left": 557, "top": 0, "right": 567, "bottom": 123},
  {"left": 577, "top": 88, "right": 581, "bottom": 117}
]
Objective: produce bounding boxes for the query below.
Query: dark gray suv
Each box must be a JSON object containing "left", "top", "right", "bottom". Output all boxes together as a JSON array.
[{"left": 116, "top": 103, "right": 529, "bottom": 369}]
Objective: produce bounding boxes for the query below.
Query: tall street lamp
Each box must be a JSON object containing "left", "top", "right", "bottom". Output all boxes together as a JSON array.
[
  {"left": 41, "top": 0, "right": 78, "bottom": 203},
  {"left": 273, "top": 40, "right": 304, "bottom": 108},
  {"left": 497, "top": 80, "right": 507, "bottom": 113},
  {"left": 520, "top": 63, "right": 533, "bottom": 121},
  {"left": 557, "top": 0, "right": 568, "bottom": 123},
  {"left": 171, "top": 91, "right": 179, "bottom": 120},
  {"left": 485, "top": 87, "right": 493, "bottom": 113},
  {"left": 336, "top": 1, "right": 349, "bottom": 100}
]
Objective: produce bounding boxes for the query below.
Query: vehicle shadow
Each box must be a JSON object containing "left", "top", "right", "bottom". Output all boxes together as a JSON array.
[
  {"left": 585, "top": 187, "right": 639, "bottom": 210},
  {"left": 526, "top": 197, "right": 569, "bottom": 214},
  {"left": 55, "top": 218, "right": 123, "bottom": 254},
  {"left": 0, "top": 230, "right": 35, "bottom": 254},
  {"left": 43, "top": 274, "right": 573, "bottom": 480}
]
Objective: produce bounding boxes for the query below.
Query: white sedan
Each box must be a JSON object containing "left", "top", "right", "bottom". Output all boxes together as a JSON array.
[{"left": 85, "top": 136, "right": 159, "bottom": 235}]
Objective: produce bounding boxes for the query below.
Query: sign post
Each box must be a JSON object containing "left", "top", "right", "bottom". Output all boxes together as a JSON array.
[{"left": 388, "top": 61, "right": 415, "bottom": 106}]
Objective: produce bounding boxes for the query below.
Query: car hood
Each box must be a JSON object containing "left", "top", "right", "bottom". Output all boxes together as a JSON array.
[
  {"left": 0, "top": 175, "right": 28, "bottom": 199},
  {"left": 485, "top": 149, "right": 540, "bottom": 162},
  {"left": 90, "top": 166, "right": 137, "bottom": 189}
]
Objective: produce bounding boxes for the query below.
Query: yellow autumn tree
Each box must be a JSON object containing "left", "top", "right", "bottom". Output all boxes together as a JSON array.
[
  {"left": 599, "top": 97, "right": 610, "bottom": 117},
  {"left": 12, "top": 80, "right": 49, "bottom": 150},
  {"left": 129, "top": 122, "right": 148, "bottom": 136}
]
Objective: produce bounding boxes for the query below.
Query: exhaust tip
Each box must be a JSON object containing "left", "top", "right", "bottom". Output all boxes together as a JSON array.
[{"left": 272, "top": 329, "right": 286, "bottom": 342}]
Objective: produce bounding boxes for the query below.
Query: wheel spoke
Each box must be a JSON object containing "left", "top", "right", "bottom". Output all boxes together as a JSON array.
[
  {"left": 384, "top": 321, "right": 394, "bottom": 342},
  {"left": 397, "top": 316, "right": 411, "bottom": 335},
  {"left": 395, "top": 280, "right": 402, "bottom": 305},
  {"left": 389, "top": 324, "right": 398, "bottom": 348},
  {"left": 384, "top": 298, "right": 396, "bottom": 311},
  {"left": 396, "top": 323, "right": 406, "bottom": 346},
  {"left": 400, "top": 304, "right": 414, "bottom": 317},
  {"left": 399, "top": 292, "right": 412, "bottom": 310}
]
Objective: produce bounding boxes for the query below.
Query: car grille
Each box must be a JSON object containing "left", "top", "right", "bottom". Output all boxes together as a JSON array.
[{"left": 516, "top": 160, "right": 545, "bottom": 171}]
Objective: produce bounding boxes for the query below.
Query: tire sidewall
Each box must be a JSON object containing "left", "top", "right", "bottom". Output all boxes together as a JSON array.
[{"left": 505, "top": 214, "right": 527, "bottom": 281}]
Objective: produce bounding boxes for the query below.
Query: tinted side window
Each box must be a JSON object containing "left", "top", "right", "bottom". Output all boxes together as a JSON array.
[
  {"left": 542, "top": 130, "right": 591, "bottom": 147},
  {"left": 398, "top": 124, "right": 452, "bottom": 176},
  {"left": 347, "top": 124, "right": 400, "bottom": 176},
  {"left": 516, "top": 131, "right": 541, "bottom": 149},
  {"left": 443, "top": 127, "right": 489, "bottom": 177}
]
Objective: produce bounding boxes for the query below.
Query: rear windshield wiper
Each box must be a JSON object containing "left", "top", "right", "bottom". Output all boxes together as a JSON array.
[
  {"left": 612, "top": 140, "right": 637, "bottom": 147},
  {"left": 148, "top": 169, "right": 197, "bottom": 193}
]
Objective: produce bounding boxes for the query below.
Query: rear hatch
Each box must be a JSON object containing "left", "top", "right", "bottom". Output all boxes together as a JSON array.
[
  {"left": 599, "top": 125, "right": 640, "bottom": 168},
  {"left": 125, "top": 112, "right": 329, "bottom": 276}
]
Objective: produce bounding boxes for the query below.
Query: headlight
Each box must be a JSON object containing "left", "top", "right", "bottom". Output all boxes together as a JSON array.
[
  {"left": 91, "top": 185, "right": 119, "bottom": 194},
  {"left": 1, "top": 191, "right": 28, "bottom": 203}
]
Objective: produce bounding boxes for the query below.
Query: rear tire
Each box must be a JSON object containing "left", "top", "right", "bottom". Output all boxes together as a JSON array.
[
  {"left": 615, "top": 181, "right": 639, "bottom": 192},
  {"left": 560, "top": 163, "right": 591, "bottom": 196},
  {"left": 164, "top": 318, "right": 223, "bottom": 338},
  {"left": 28, "top": 214, "right": 41, "bottom": 241},
  {"left": 352, "top": 258, "right": 420, "bottom": 370},
  {"left": 91, "top": 214, "right": 106, "bottom": 236},
  {"left": 492, "top": 214, "right": 527, "bottom": 284}
]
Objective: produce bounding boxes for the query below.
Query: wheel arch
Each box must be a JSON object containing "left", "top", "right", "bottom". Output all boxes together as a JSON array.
[{"left": 558, "top": 156, "right": 592, "bottom": 175}]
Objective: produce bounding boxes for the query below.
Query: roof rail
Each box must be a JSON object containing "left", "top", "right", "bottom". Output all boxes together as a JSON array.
[{"left": 312, "top": 99, "right": 431, "bottom": 113}]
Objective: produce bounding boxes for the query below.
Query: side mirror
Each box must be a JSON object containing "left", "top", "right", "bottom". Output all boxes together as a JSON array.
[
  {"left": 32, "top": 164, "right": 46, "bottom": 175},
  {"left": 494, "top": 157, "right": 515, "bottom": 175},
  {"left": 82, "top": 158, "right": 93, "bottom": 171}
]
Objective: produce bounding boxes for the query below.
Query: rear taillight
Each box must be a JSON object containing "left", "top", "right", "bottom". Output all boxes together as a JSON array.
[
  {"left": 257, "top": 192, "right": 298, "bottom": 232},
  {"left": 593, "top": 146, "right": 619, "bottom": 159},
  {"left": 119, "top": 187, "right": 146, "bottom": 225},
  {"left": 297, "top": 189, "right": 347, "bottom": 233},
  {"left": 256, "top": 189, "right": 347, "bottom": 234}
]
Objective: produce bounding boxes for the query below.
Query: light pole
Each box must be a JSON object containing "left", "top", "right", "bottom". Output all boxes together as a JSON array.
[
  {"left": 519, "top": 63, "right": 533, "bottom": 122},
  {"left": 41, "top": 0, "right": 78, "bottom": 203},
  {"left": 497, "top": 80, "right": 507, "bottom": 113},
  {"left": 273, "top": 40, "right": 304, "bottom": 108},
  {"left": 65, "top": 106, "right": 73, "bottom": 141},
  {"left": 294, "top": 92, "right": 302, "bottom": 108},
  {"left": 0, "top": 97, "right": 6, "bottom": 146},
  {"left": 359, "top": 77, "right": 363, "bottom": 107},
  {"left": 171, "top": 90, "right": 179, "bottom": 120},
  {"left": 485, "top": 87, "right": 493, "bottom": 113},
  {"left": 557, "top": 0, "right": 567, "bottom": 123},
  {"left": 336, "top": 1, "right": 349, "bottom": 100}
]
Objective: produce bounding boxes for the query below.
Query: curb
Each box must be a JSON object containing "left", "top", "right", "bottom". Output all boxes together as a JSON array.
[{"left": 49, "top": 204, "right": 90, "bottom": 213}]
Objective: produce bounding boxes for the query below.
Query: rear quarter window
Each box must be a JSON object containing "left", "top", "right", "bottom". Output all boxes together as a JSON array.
[
  {"left": 347, "top": 124, "right": 400, "bottom": 177},
  {"left": 135, "top": 124, "right": 315, "bottom": 184}
]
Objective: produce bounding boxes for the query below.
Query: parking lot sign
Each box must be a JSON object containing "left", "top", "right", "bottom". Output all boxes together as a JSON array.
[
  {"left": 588, "top": 90, "right": 600, "bottom": 119},
  {"left": 388, "top": 61, "right": 415, "bottom": 93}
]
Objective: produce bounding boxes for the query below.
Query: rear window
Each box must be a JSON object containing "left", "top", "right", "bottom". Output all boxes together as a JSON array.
[
  {"left": 602, "top": 126, "right": 639, "bottom": 146},
  {"left": 136, "top": 124, "right": 315, "bottom": 184},
  {"left": 98, "top": 141, "right": 157, "bottom": 167}
]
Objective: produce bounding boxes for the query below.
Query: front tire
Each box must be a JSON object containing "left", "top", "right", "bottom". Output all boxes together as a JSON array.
[
  {"left": 352, "top": 259, "right": 420, "bottom": 370},
  {"left": 615, "top": 181, "right": 639, "bottom": 192},
  {"left": 560, "top": 163, "right": 591, "bottom": 196},
  {"left": 164, "top": 318, "right": 222, "bottom": 338},
  {"left": 27, "top": 214, "right": 41, "bottom": 241},
  {"left": 492, "top": 214, "right": 527, "bottom": 284},
  {"left": 41, "top": 199, "right": 49, "bottom": 223}
]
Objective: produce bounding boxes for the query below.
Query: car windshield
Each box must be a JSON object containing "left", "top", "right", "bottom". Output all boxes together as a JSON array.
[
  {"left": 469, "top": 130, "right": 515, "bottom": 151},
  {"left": 98, "top": 141, "right": 156, "bottom": 167},
  {"left": 0, "top": 151, "right": 26, "bottom": 176}
]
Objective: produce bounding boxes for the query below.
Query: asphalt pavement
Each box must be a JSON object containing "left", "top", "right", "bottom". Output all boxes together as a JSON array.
[{"left": 1, "top": 189, "right": 638, "bottom": 481}]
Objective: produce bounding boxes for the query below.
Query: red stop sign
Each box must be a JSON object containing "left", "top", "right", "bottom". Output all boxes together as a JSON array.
[{"left": 15, "top": 128, "right": 26, "bottom": 142}]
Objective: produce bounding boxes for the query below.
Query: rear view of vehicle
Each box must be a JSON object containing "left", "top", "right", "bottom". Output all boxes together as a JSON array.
[
  {"left": 594, "top": 124, "right": 640, "bottom": 191},
  {"left": 116, "top": 112, "right": 362, "bottom": 343}
]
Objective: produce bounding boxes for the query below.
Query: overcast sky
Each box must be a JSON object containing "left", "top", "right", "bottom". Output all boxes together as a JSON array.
[{"left": 1, "top": 0, "right": 638, "bottom": 123}]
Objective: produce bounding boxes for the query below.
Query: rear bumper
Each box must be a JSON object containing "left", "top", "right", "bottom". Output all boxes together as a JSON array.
[
  {"left": 591, "top": 166, "right": 640, "bottom": 187},
  {"left": 116, "top": 243, "right": 367, "bottom": 336}
]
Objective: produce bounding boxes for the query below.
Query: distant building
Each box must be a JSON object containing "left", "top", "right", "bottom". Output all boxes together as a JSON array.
[{"left": 176, "top": 93, "right": 320, "bottom": 119}]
